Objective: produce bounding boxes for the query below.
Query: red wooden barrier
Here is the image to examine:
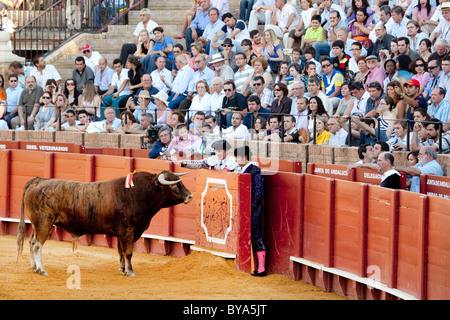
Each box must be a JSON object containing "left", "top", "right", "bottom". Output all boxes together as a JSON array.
[
  {"left": 420, "top": 174, "right": 450, "bottom": 199},
  {"left": 18, "top": 141, "right": 84, "bottom": 154},
  {"left": 0, "top": 140, "right": 20, "bottom": 150},
  {"left": 307, "top": 163, "right": 355, "bottom": 181},
  {"left": 355, "top": 167, "right": 407, "bottom": 190}
]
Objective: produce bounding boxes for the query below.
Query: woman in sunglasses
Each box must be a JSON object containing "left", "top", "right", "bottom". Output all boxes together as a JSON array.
[
  {"left": 410, "top": 57, "right": 430, "bottom": 95},
  {"left": 35, "top": 92, "right": 56, "bottom": 131},
  {"left": 63, "top": 79, "right": 81, "bottom": 108}
]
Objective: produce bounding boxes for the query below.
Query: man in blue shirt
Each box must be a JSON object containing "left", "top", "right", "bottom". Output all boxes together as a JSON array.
[
  {"left": 423, "top": 60, "right": 444, "bottom": 99},
  {"left": 185, "top": 0, "right": 212, "bottom": 53},
  {"left": 395, "top": 146, "right": 444, "bottom": 193},
  {"left": 243, "top": 95, "right": 271, "bottom": 129},
  {"left": 428, "top": 87, "right": 450, "bottom": 124},
  {"left": 3, "top": 74, "right": 23, "bottom": 128}
]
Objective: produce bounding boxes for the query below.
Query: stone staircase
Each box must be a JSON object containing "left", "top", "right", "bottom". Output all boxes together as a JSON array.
[{"left": 11, "top": 0, "right": 242, "bottom": 83}]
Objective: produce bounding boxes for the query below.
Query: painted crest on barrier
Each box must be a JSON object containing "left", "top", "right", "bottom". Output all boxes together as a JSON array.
[{"left": 200, "top": 178, "right": 233, "bottom": 245}]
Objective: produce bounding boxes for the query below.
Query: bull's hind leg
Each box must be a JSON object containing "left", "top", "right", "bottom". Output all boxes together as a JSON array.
[
  {"left": 30, "top": 218, "right": 54, "bottom": 276},
  {"left": 29, "top": 229, "right": 37, "bottom": 271}
]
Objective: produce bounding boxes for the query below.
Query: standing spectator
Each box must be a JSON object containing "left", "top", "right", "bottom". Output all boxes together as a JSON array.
[
  {"left": 378, "top": 152, "right": 403, "bottom": 189},
  {"left": 72, "top": 56, "right": 95, "bottom": 92}
]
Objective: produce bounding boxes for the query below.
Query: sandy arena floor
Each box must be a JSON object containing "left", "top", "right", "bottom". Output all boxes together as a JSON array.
[{"left": 0, "top": 235, "right": 346, "bottom": 301}]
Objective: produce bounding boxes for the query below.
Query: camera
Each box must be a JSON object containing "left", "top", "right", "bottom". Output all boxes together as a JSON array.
[{"left": 146, "top": 124, "right": 163, "bottom": 140}]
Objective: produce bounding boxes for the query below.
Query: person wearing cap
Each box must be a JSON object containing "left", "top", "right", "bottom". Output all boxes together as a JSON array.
[
  {"left": 234, "top": 145, "right": 266, "bottom": 277},
  {"left": 221, "top": 38, "right": 238, "bottom": 72},
  {"left": 364, "top": 55, "right": 386, "bottom": 91},
  {"left": 82, "top": 44, "right": 102, "bottom": 75},
  {"left": 430, "top": 1, "right": 450, "bottom": 43},
  {"left": 398, "top": 78, "right": 428, "bottom": 125},
  {"left": 210, "top": 53, "right": 235, "bottom": 82},
  {"left": 130, "top": 89, "right": 152, "bottom": 122},
  {"left": 153, "top": 91, "right": 172, "bottom": 126}
]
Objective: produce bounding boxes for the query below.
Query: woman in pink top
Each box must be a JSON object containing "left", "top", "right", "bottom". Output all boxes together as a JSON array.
[
  {"left": 167, "top": 123, "right": 199, "bottom": 156},
  {"left": 412, "top": 0, "right": 436, "bottom": 35},
  {"left": 411, "top": 57, "right": 431, "bottom": 94}
]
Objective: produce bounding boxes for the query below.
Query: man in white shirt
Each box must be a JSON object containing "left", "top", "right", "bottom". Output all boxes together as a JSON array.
[
  {"left": 350, "top": 81, "right": 370, "bottom": 115},
  {"left": 82, "top": 44, "right": 102, "bottom": 75},
  {"left": 150, "top": 56, "right": 173, "bottom": 94},
  {"left": 119, "top": 8, "right": 159, "bottom": 64},
  {"left": 29, "top": 54, "right": 61, "bottom": 89},
  {"left": 234, "top": 52, "right": 254, "bottom": 93},
  {"left": 167, "top": 55, "right": 195, "bottom": 110},
  {"left": 222, "top": 112, "right": 251, "bottom": 140},
  {"left": 94, "top": 57, "right": 115, "bottom": 95},
  {"left": 100, "top": 58, "right": 131, "bottom": 118},
  {"left": 290, "top": 82, "right": 309, "bottom": 130},
  {"left": 264, "top": 0, "right": 299, "bottom": 48},
  {"left": 328, "top": 116, "right": 348, "bottom": 146},
  {"left": 430, "top": 3, "right": 450, "bottom": 44},
  {"left": 386, "top": 6, "right": 409, "bottom": 39},
  {"left": 103, "top": 106, "right": 122, "bottom": 132},
  {"left": 209, "top": 77, "right": 226, "bottom": 114}
]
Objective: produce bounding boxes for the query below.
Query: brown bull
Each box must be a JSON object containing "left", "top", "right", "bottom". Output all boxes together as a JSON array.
[{"left": 16, "top": 170, "right": 192, "bottom": 276}]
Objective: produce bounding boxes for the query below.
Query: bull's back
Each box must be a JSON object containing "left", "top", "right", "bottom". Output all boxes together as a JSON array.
[{"left": 24, "top": 177, "right": 126, "bottom": 237}]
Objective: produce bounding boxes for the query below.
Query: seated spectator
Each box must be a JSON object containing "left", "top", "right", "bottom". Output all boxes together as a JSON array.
[
  {"left": 200, "top": 8, "right": 226, "bottom": 56},
  {"left": 264, "top": 0, "right": 299, "bottom": 49},
  {"left": 428, "top": 87, "right": 450, "bottom": 123},
  {"left": 330, "top": 40, "right": 350, "bottom": 78},
  {"left": 383, "top": 60, "right": 398, "bottom": 93},
  {"left": 148, "top": 125, "right": 174, "bottom": 159},
  {"left": 271, "top": 82, "right": 292, "bottom": 115},
  {"left": 350, "top": 80, "right": 370, "bottom": 115},
  {"left": 388, "top": 120, "right": 411, "bottom": 151},
  {"left": 260, "top": 114, "right": 281, "bottom": 141},
  {"left": 423, "top": 59, "right": 444, "bottom": 99},
  {"left": 286, "top": 63, "right": 302, "bottom": 96},
  {"left": 52, "top": 93, "right": 70, "bottom": 130},
  {"left": 60, "top": 109, "right": 80, "bottom": 132},
  {"left": 189, "top": 111, "right": 206, "bottom": 136},
  {"left": 130, "top": 90, "right": 153, "bottom": 123},
  {"left": 386, "top": 80, "right": 407, "bottom": 119},
  {"left": 119, "top": 9, "right": 159, "bottom": 65},
  {"left": 188, "top": 42, "right": 209, "bottom": 71},
  {"left": 185, "top": 0, "right": 213, "bottom": 54},
  {"left": 134, "top": 29, "right": 152, "bottom": 58},
  {"left": 210, "top": 77, "right": 226, "bottom": 114},
  {"left": 209, "top": 53, "right": 235, "bottom": 82},
  {"left": 153, "top": 91, "right": 172, "bottom": 125},
  {"left": 249, "top": 75, "right": 274, "bottom": 109},
  {"left": 300, "top": 14, "right": 323, "bottom": 50},
  {"left": 150, "top": 56, "right": 174, "bottom": 94},
  {"left": 212, "top": 12, "right": 251, "bottom": 53},
  {"left": 253, "top": 116, "right": 267, "bottom": 137},
  {"left": 222, "top": 112, "right": 251, "bottom": 140},
  {"left": 3, "top": 73, "right": 23, "bottom": 128},
  {"left": 249, "top": 30, "right": 265, "bottom": 57},
  {"left": 241, "top": 56, "right": 274, "bottom": 95},
  {"left": 365, "top": 55, "right": 387, "bottom": 91},
  {"left": 182, "top": 54, "right": 214, "bottom": 111},
  {"left": 234, "top": 52, "right": 254, "bottom": 93},
  {"left": 244, "top": 95, "right": 271, "bottom": 129},
  {"left": 119, "top": 55, "right": 145, "bottom": 111},
  {"left": 8, "top": 61, "right": 32, "bottom": 90},
  {"left": 281, "top": 114, "right": 303, "bottom": 143},
  {"left": 406, "top": 21, "right": 428, "bottom": 54},
  {"left": 74, "top": 109, "right": 91, "bottom": 132},
  {"left": 262, "top": 29, "right": 284, "bottom": 74},
  {"left": 377, "top": 96, "right": 397, "bottom": 139},
  {"left": 422, "top": 117, "right": 450, "bottom": 153},
  {"left": 353, "top": 55, "right": 369, "bottom": 85},
  {"left": 334, "top": 82, "right": 355, "bottom": 117},
  {"left": 0, "top": 101, "right": 8, "bottom": 129},
  {"left": 312, "top": 115, "right": 331, "bottom": 144},
  {"left": 82, "top": 44, "right": 102, "bottom": 75},
  {"left": 430, "top": 2, "right": 450, "bottom": 44},
  {"left": 307, "top": 95, "right": 328, "bottom": 138},
  {"left": 378, "top": 152, "right": 403, "bottom": 190},
  {"left": 72, "top": 56, "right": 95, "bottom": 92},
  {"left": 328, "top": 116, "right": 348, "bottom": 146},
  {"left": 240, "top": 39, "right": 258, "bottom": 66},
  {"left": 221, "top": 80, "right": 248, "bottom": 127},
  {"left": 167, "top": 123, "right": 200, "bottom": 156},
  {"left": 44, "top": 79, "right": 59, "bottom": 105},
  {"left": 248, "top": 0, "right": 274, "bottom": 32},
  {"left": 142, "top": 27, "right": 175, "bottom": 75},
  {"left": 221, "top": 38, "right": 238, "bottom": 72},
  {"left": 287, "top": 0, "right": 317, "bottom": 49},
  {"left": 63, "top": 79, "right": 82, "bottom": 109},
  {"left": 355, "top": 143, "right": 374, "bottom": 165},
  {"left": 341, "top": 115, "right": 389, "bottom": 146},
  {"left": 167, "top": 55, "right": 195, "bottom": 110},
  {"left": 300, "top": 61, "right": 320, "bottom": 93},
  {"left": 364, "top": 81, "right": 385, "bottom": 118},
  {"left": 10, "top": 75, "right": 44, "bottom": 130},
  {"left": 94, "top": 58, "right": 115, "bottom": 96},
  {"left": 78, "top": 80, "right": 101, "bottom": 120},
  {"left": 303, "top": 46, "right": 321, "bottom": 76},
  {"left": 100, "top": 59, "right": 132, "bottom": 118},
  {"left": 205, "top": 114, "right": 221, "bottom": 134},
  {"left": 190, "top": 123, "right": 214, "bottom": 157},
  {"left": 307, "top": 76, "right": 332, "bottom": 116},
  {"left": 190, "top": 80, "right": 212, "bottom": 116},
  {"left": 411, "top": 57, "right": 431, "bottom": 94},
  {"left": 168, "top": 110, "right": 186, "bottom": 131},
  {"left": 115, "top": 110, "right": 141, "bottom": 134},
  {"left": 35, "top": 91, "right": 56, "bottom": 131},
  {"left": 29, "top": 54, "right": 61, "bottom": 89},
  {"left": 320, "top": 57, "right": 344, "bottom": 113},
  {"left": 395, "top": 146, "right": 444, "bottom": 193},
  {"left": 402, "top": 78, "right": 428, "bottom": 125},
  {"left": 103, "top": 106, "right": 122, "bottom": 133},
  {"left": 290, "top": 87, "right": 309, "bottom": 130},
  {"left": 348, "top": 8, "right": 373, "bottom": 53}
]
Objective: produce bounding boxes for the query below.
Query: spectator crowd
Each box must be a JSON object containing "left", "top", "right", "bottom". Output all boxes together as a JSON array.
[{"left": 1, "top": 2, "right": 449, "bottom": 171}]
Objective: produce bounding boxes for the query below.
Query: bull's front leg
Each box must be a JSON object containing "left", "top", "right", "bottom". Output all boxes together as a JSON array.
[
  {"left": 118, "top": 236, "right": 135, "bottom": 277},
  {"left": 117, "top": 239, "right": 125, "bottom": 274}
]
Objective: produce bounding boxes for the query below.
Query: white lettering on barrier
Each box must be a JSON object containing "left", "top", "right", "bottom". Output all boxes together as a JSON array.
[
  {"left": 427, "top": 179, "right": 450, "bottom": 189},
  {"left": 25, "top": 145, "right": 69, "bottom": 152},
  {"left": 330, "top": 169, "right": 348, "bottom": 176},
  {"left": 363, "top": 172, "right": 381, "bottom": 180},
  {"left": 314, "top": 167, "right": 324, "bottom": 173},
  {"left": 26, "top": 144, "right": 38, "bottom": 150}
]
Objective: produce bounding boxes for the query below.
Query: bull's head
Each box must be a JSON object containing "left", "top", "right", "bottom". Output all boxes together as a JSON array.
[{"left": 157, "top": 170, "right": 193, "bottom": 205}]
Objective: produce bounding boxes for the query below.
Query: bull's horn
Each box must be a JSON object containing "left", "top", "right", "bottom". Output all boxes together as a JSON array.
[
  {"left": 158, "top": 173, "right": 182, "bottom": 185},
  {"left": 173, "top": 171, "right": 190, "bottom": 176}
]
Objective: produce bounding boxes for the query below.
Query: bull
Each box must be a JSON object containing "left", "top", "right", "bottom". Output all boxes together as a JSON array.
[{"left": 16, "top": 170, "right": 192, "bottom": 276}]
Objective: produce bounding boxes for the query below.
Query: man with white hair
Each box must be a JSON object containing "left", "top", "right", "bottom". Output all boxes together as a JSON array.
[
  {"left": 395, "top": 146, "right": 444, "bottom": 193},
  {"left": 167, "top": 55, "right": 194, "bottom": 110},
  {"left": 430, "top": 2, "right": 450, "bottom": 44},
  {"left": 328, "top": 116, "right": 347, "bottom": 146}
]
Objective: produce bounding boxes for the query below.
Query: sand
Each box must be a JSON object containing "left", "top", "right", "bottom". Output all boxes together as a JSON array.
[{"left": 0, "top": 235, "right": 346, "bottom": 301}]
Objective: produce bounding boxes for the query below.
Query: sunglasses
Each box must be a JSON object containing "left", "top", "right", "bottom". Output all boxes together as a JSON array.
[
  {"left": 66, "top": 82, "right": 75, "bottom": 86},
  {"left": 253, "top": 83, "right": 262, "bottom": 86},
  {"left": 415, "top": 64, "right": 424, "bottom": 67},
  {"left": 42, "top": 96, "right": 51, "bottom": 99},
  {"left": 222, "top": 44, "right": 232, "bottom": 48},
  {"left": 322, "top": 63, "right": 331, "bottom": 68},
  {"left": 9, "top": 79, "right": 17, "bottom": 82},
  {"left": 428, "top": 65, "right": 438, "bottom": 69},
  {"left": 274, "top": 88, "right": 282, "bottom": 91},
  {"left": 83, "top": 50, "right": 90, "bottom": 54},
  {"left": 224, "top": 88, "right": 233, "bottom": 92}
]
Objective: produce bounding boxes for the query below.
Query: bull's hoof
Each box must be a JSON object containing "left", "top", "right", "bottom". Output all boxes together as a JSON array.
[
  {"left": 126, "top": 271, "right": 136, "bottom": 277},
  {"left": 35, "top": 269, "right": 48, "bottom": 276}
]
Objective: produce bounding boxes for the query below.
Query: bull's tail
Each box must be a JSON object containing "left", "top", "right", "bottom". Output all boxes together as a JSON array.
[{"left": 16, "top": 180, "right": 32, "bottom": 264}]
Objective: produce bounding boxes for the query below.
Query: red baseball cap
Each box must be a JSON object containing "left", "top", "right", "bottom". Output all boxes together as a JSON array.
[
  {"left": 403, "top": 79, "right": 420, "bottom": 87},
  {"left": 81, "top": 44, "right": 91, "bottom": 52}
]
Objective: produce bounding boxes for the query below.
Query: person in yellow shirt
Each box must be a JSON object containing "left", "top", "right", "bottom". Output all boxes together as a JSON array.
[
  {"left": 313, "top": 115, "right": 332, "bottom": 144},
  {"left": 301, "top": 15, "right": 324, "bottom": 49}
]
